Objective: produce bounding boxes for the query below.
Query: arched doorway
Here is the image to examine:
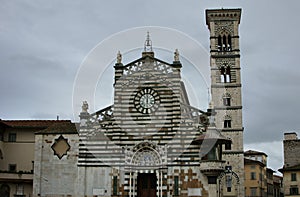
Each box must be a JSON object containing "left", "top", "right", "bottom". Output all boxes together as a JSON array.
[
  {"left": 218, "top": 167, "right": 240, "bottom": 197},
  {"left": 0, "top": 184, "right": 10, "bottom": 197},
  {"left": 131, "top": 143, "right": 160, "bottom": 197},
  {"left": 125, "top": 141, "right": 167, "bottom": 197}
]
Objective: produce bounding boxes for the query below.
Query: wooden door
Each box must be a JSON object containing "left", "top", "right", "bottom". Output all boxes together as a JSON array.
[{"left": 137, "top": 173, "right": 157, "bottom": 197}]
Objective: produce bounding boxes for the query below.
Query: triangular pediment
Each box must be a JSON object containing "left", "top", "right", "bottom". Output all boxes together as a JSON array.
[{"left": 123, "top": 54, "right": 172, "bottom": 68}]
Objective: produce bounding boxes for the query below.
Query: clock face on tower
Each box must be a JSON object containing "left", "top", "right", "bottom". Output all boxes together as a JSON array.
[
  {"left": 134, "top": 88, "right": 160, "bottom": 114},
  {"left": 140, "top": 94, "right": 155, "bottom": 109}
]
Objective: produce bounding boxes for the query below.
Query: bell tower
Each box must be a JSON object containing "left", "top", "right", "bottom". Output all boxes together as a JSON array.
[{"left": 206, "top": 8, "right": 244, "bottom": 197}]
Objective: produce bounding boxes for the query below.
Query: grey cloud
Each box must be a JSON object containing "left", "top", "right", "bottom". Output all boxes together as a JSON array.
[{"left": 1, "top": 0, "right": 300, "bottom": 168}]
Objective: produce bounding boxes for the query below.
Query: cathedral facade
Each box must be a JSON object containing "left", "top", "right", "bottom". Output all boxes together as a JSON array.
[{"left": 33, "top": 8, "right": 244, "bottom": 197}]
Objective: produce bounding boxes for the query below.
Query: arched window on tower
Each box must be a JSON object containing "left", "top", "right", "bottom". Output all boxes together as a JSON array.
[
  {"left": 220, "top": 66, "right": 226, "bottom": 83},
  {"left": 223, "top": 93, "right": 231, "bottom": 106},
  {"left": 218, "top": 35, "right": 222, "bottom": 51},
  {"left": 227, "top": 35, "right": 232, "bottom": 51},
  {"left": 220, "top": 65, "right": 231, "bottom": 83},
  {"left": 225, "top": 66, "right": 231, "bottom": 82},
  {"left": 224, "top": 115, "right": 232, "bottom": 128},
  {"left": 223, "top": 35, "right": 227, "bottom": 51},
  {"left": 217, "top": 34, "right": 232, "bottom": 52}
]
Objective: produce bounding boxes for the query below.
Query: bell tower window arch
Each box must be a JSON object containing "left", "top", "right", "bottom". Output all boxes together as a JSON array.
[
  {"left": 223, "top": 35, "right": 227, "bottom": 51},
  {"left": 219, "top": 64, "right": 231, "bottom": 83},
  {"left": 217, "top": 32, "right": 232, "bottom": 52},
  {"left": 223, "top": 93, "right": 231, "bottom": 106},
  {"left": 224, "top": 115, "right": 232, "bottom": 128},
  {"left": 228, "top": 35, "right": 232, "bottom": 51}
]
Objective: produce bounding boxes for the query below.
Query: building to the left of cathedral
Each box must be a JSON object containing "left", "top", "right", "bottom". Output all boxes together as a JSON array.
[{"left": 0, "top": 119, "right": 77, "bottom": 197}]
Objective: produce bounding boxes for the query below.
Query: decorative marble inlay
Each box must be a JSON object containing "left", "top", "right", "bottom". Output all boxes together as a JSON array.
[{"left": 51, "top": 135, "right": 71, "bottom": 159}]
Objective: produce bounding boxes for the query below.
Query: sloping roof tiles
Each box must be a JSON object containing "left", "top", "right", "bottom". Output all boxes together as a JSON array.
[
  {"left": 0, "top": 120, "right": 78, "bottom": 134},
  {"left": 0, "top": 120, "right": 71, "bottom": 128}
]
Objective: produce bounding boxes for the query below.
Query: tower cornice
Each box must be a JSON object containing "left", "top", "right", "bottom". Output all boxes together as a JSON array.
[{"left": 206, "top": 8, "right": 242, "bottom": 29}]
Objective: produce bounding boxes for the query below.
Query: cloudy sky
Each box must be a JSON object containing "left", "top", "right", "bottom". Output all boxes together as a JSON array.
[{"left": 1, "top": 0, "right": 300, "bottom": 172}]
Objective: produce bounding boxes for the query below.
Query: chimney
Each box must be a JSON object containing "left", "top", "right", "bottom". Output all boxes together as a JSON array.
[{"left": 284, "top": 132, "right": 298, "bottom": 140}]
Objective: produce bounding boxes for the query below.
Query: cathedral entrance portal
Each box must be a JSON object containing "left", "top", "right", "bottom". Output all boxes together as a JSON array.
[
  {"left": 137, "top": 173, "right": 157, "bottom": 197},
  {"left": 125, "top": 141, "right": 166, "bottom": 196}
]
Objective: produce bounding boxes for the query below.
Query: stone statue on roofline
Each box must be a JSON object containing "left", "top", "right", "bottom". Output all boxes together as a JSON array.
[
  {"left": 82, "top": 101, "right": 89, "bottom": 113},
  {"left": 174, "top": 49, "right": 180, "bottom": 62},
  {"left": 117, "top": 51, "right": 122, "bottom": 64}
]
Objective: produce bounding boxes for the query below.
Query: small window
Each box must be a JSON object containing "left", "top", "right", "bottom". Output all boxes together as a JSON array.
[
  {"left": 207, "top": 147, "right": 217, "bottom": 160},
  {"left": 250, "top": 187, "right": 257, "bottom": 197},
  {"left": 224, "top": 120, "right": 231, "bottom": 128},
  {"left": 208, "top": 176, "right": 217, "bottom": 184},
  {"left": 290, "top": 186, "right": 299, "bottom": 195},
  {"left": 223, "top": 97, "right": 231, "bottom": 106},
  {"left": 291, "top": 173, "right": 297, "bottom": 181},
  {"left": 174, "top": 176, "right": 179, "bottom": 196},
  {"left": 8, "top": 133, "right": 16, "bottom": 142},
  {"left": 9, "top": 164, "right": 16, "bottom": 172},
  {"left": 226, "top": 175, "right": 232, "bottom": 192},
  {"left": 251, "top": 172, "right": 256, "bottom": 180},
  {"left": 225, "top": 143, "right": 231, "bottom": 150},
  {"left": 224, "top": 115, "right": 232, "bottom": 128},
  {"left": 250, "top": 165, "right": 256, "bottom": 169},
  {"left": 16, "top": 184, "right": 24, "bottom": 195},
  {"left": 113, "top": 176, "right": 118, "bottom": 195}
]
